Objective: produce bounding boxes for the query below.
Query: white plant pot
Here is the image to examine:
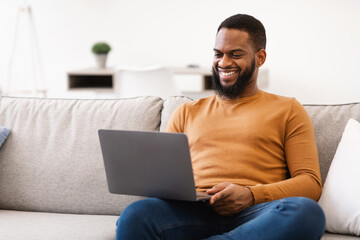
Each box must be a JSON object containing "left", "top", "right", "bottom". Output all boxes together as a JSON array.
[{"left": 94, "top": 54, "right": 108, "bottom": 68}]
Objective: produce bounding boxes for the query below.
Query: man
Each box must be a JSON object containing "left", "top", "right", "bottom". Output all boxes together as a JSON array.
[{"left": 116, "top": 14, "right": 326, "bottom": 239}]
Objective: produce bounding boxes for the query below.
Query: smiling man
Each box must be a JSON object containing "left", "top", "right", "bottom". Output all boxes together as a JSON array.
[{"left": 116, "top": 14, "right": 326, "bottom": 240}]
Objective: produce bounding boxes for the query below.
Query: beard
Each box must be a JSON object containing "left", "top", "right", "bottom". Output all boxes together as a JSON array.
[{"left": 212, "top": 60, "right": 256, "bottom": 99}]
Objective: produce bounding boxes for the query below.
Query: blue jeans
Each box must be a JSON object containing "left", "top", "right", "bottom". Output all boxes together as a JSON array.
[{"left": 116, "top": 197, "right": 325, "bottom": 240}]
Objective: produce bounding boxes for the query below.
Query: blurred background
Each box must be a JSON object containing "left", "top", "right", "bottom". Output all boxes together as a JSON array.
[{"left": 0, "top": 0, "right": 359, "bottom": 104}]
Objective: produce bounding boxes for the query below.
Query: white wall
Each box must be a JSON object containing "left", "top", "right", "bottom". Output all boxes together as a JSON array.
[{"left": 0, "top": 0, "right": 359, "bottom": 103}]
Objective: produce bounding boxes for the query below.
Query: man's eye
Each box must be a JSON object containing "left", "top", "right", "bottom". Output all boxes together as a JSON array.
[
  {"left": 232, "top": 54, "right": 243, "bottom": 58},
  {"left": 214, "top": 53, "right": 222, "bottom": 57}
]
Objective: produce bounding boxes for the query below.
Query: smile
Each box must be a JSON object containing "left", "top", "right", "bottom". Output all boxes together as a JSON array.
[{"left": 220, "top": 71, "right": 236, "bottom": 77}]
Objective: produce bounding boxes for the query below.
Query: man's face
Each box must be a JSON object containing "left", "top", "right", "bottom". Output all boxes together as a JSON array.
[{"left": 212, "top": 28, "right": 257, "bottom": 99}]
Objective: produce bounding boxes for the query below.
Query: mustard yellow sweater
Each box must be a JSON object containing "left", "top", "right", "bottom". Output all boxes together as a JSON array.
[{"left": 166, "top": 91, "right": 322, "bottom": 204}]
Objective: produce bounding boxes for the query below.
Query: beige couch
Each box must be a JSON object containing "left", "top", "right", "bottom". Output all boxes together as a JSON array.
[{"left": 0, "top": 95, "right": 359, "bottom": 239}]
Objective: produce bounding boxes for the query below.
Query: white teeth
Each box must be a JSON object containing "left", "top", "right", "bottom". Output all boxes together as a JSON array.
[{"left": 221, "top": 71, "right": 235, "bottom": 76}]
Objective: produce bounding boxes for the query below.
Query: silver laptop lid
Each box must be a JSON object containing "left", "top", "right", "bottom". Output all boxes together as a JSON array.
[{"left": 98, "top": 129, "right": 202, "bottom": 201}]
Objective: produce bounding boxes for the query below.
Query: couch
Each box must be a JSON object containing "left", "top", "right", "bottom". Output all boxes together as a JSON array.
[{"left": 0, "top": 95, "right": 359, "bottom": 239}]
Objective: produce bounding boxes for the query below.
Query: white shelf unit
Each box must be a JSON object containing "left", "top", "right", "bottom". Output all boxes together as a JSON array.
[
  {"left": 66, "top": 67, "right": 215, "bottom": 99},
  {"left": 67, "top": 68, "right": 118, "bottom": 93}
]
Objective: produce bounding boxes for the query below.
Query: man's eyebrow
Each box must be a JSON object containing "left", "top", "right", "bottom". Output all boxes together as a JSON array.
[
  {"left": 213, "top": 48, "right": 246, "bottom": 53},
  {"left": 230, "top": 49, "right": 246, "bottom": 53}
]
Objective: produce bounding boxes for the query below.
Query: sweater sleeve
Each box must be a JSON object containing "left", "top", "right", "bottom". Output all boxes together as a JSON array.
[
  {"left": 165, "top": 104, "right": 186, "bottom": 133},
  {"left": 249, "top": 99, "right": 322, "bottom": 204}
]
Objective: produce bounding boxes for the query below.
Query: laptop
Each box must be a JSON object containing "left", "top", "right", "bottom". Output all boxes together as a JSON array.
[{"left": 98, "top": 129, "right": 211, "bottom": 201}]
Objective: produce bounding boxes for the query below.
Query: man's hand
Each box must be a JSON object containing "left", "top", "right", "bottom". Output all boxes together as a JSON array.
[{"left": 206, "top": 182, "right": 254, "bottom": 216}]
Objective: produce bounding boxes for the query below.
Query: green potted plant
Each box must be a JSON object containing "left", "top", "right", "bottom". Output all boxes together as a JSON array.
[{"left": 92, "top": 42, "right": 112, "bottom": 68}]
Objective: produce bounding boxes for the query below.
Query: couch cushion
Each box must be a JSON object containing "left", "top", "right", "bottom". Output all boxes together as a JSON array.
[
  {"left": 304, "top": 103, "right": 360, "bottom": 184},
  {"left": 0, "top": 96, "right": 163, "bottom": 215},
  {"left": 160, "top": 96, "right": 193, "bottom": 132},
  {"left": 0, "top": 210, "right": 356, "bottom": 240},
  {"left": 318, "top": 119, "right": 360, "bottom": 236},
  {"left": 0, "top": 210, "right": 118, "bottom": 240},
  {"left": 322, "top": 232, "right": 360, "bottom": 239}
]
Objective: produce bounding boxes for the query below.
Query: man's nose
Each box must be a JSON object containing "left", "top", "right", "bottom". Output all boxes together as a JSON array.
[{"left": 218, "top": 55, "right": 232, "bottom": 68}]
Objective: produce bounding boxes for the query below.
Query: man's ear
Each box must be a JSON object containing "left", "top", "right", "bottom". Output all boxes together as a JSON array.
[{"left": 255, "top": 49, "right": 267, "bottom": 68}]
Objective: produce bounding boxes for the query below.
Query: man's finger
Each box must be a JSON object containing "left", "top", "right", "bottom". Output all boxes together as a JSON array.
[
  {"left": 206, "top": 182, "right": 230, "bottom": 195},
  {"left": 209, "top": 191, "right": 228, "bottom": 205},
  {"left": 209, "top": 186, "right": 231, "bottom": 205}
]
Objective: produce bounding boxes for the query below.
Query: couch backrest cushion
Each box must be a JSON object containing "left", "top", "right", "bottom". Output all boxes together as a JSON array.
[
  {"left": 304, "top": 103, "right": 360, "bottom": 184},
  {"left": 0, "top": 96, "right": 163, "bottom": 215}
]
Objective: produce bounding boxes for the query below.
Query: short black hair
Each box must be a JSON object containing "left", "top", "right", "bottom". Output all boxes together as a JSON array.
[{"left": 217, "top": 14, "right": 266, "bottom": 51}]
